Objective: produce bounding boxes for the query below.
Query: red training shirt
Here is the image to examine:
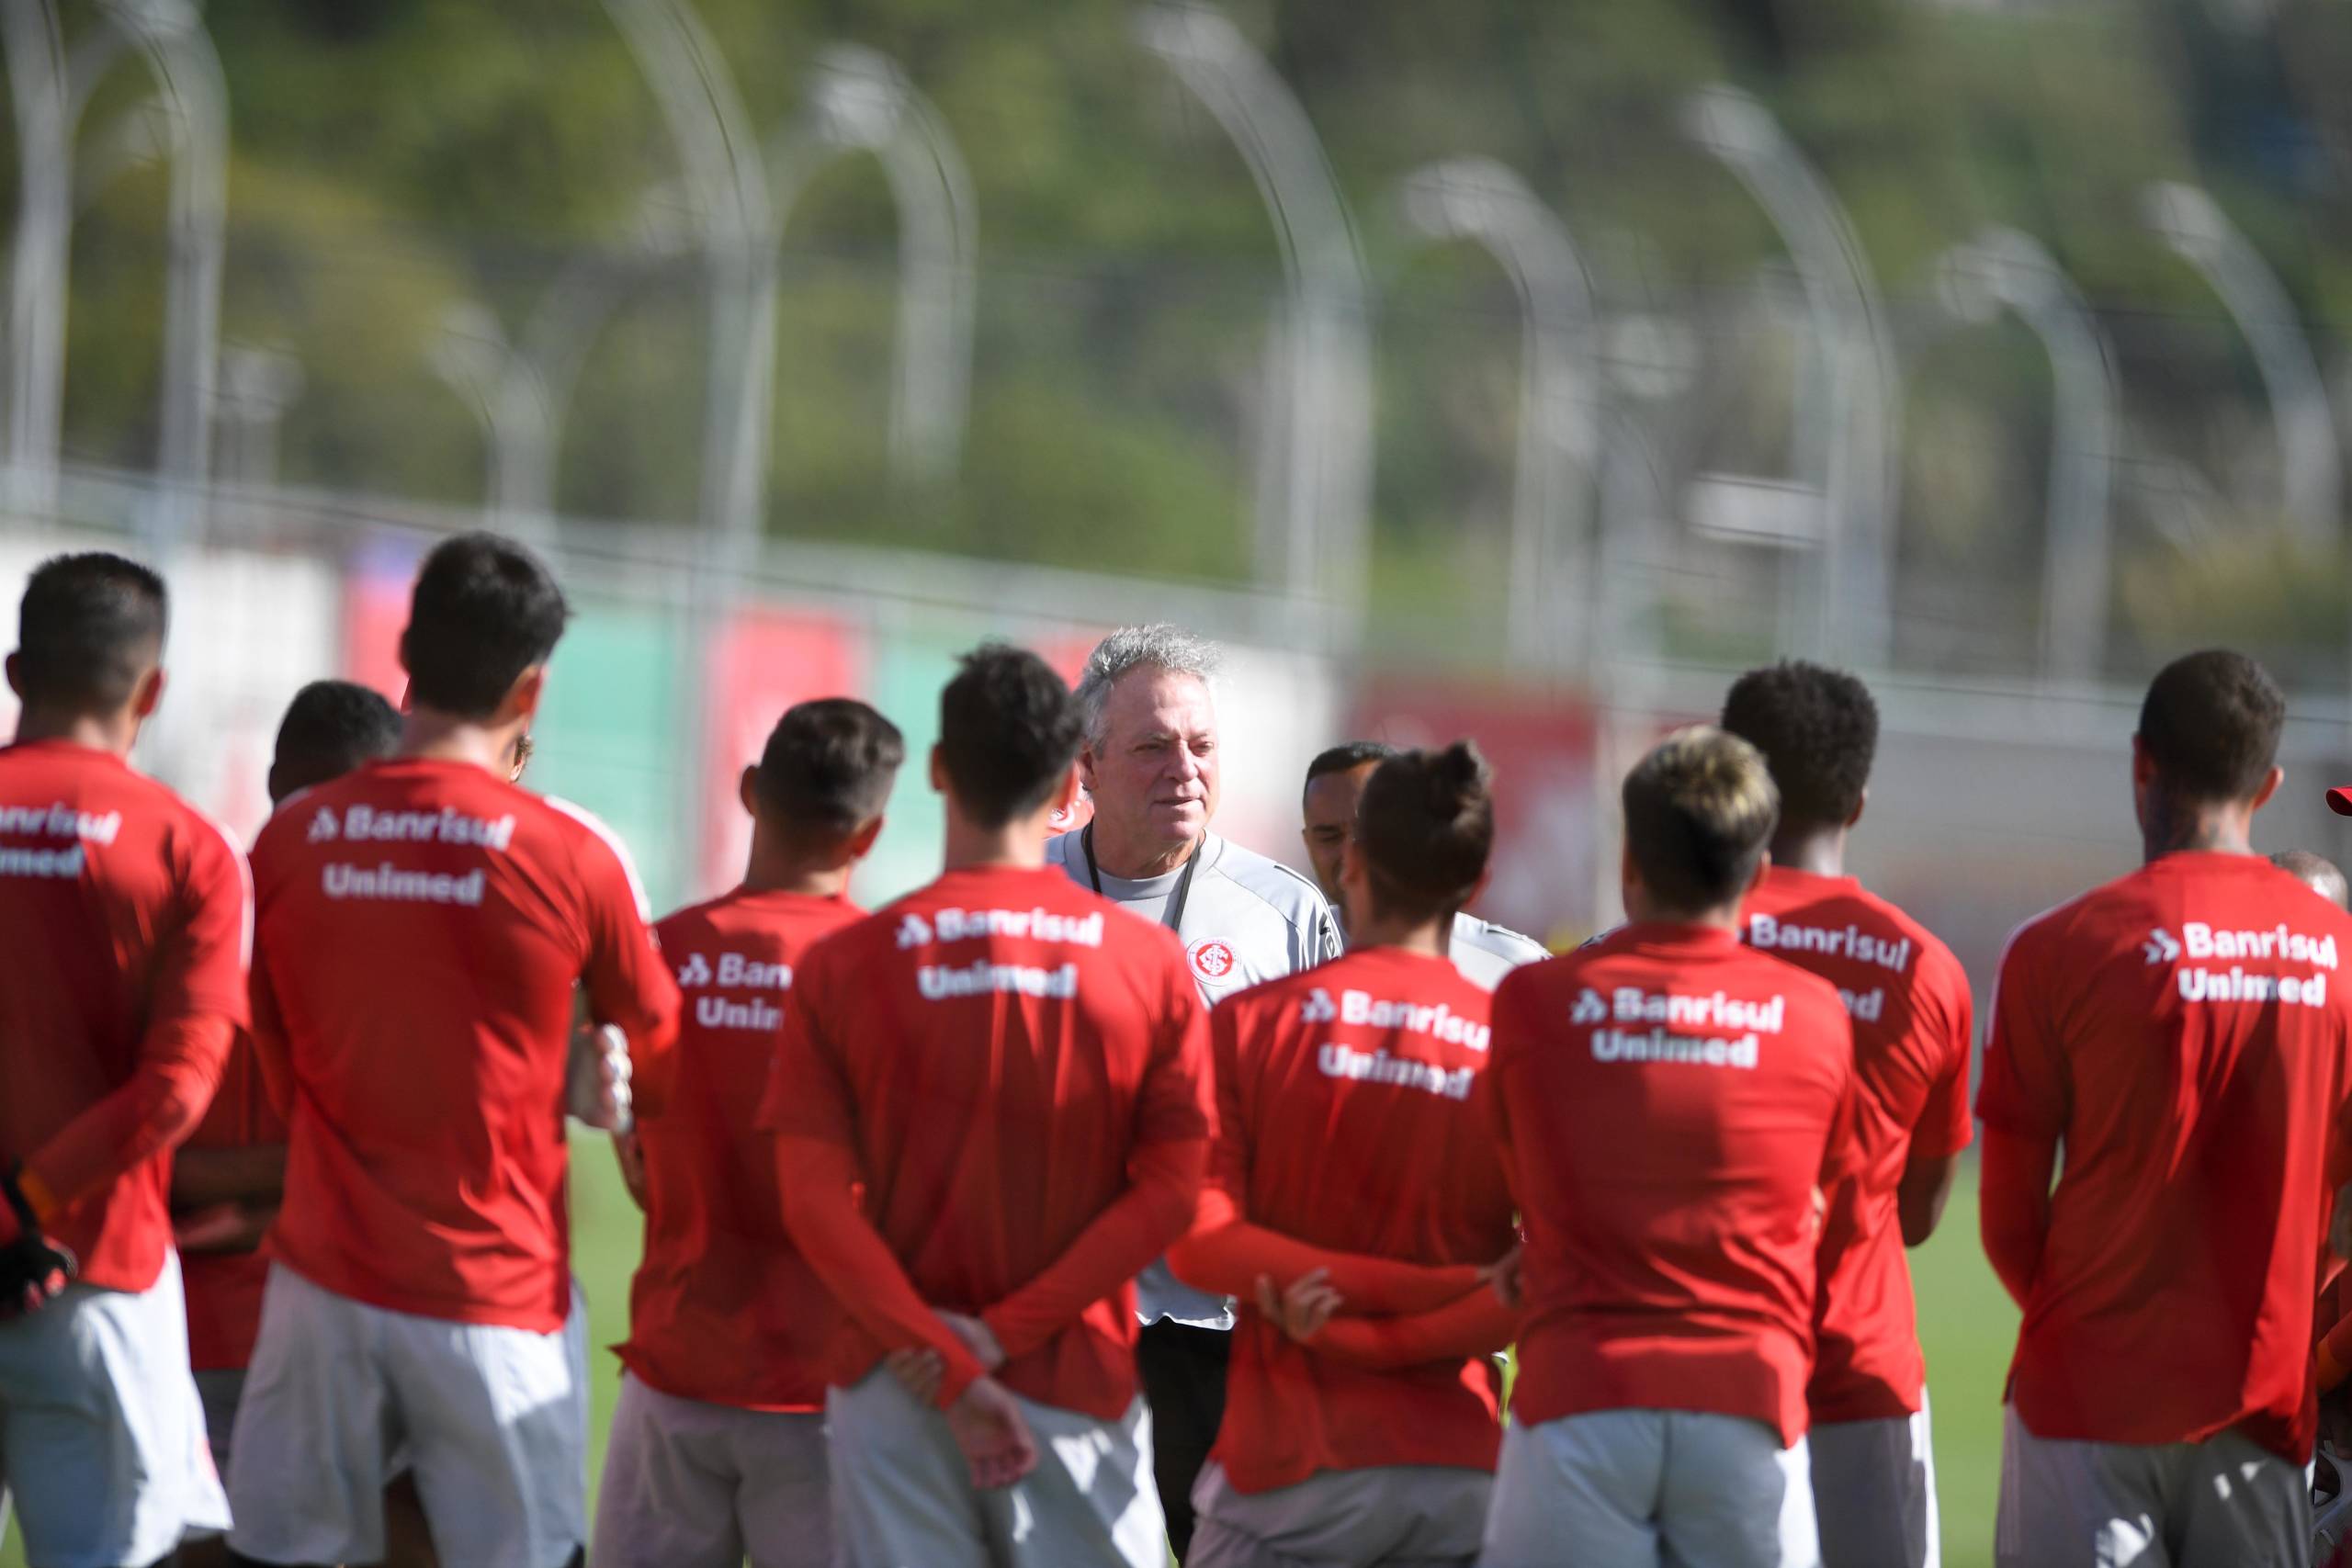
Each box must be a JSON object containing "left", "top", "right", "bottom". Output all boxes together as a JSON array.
[
  {"left": 0, "top": 740, "right": 251, "bottom": 1293},
  {"left": 619, "top": 886, "right": 862, "bottom": 1411},
  {"left": 1742, "top": 866, "right": 1974, "bottom": 1424},
  {"left": 178, "top": 1028, "right": 285, "bottom": 1370},
  {"left": 1199, "top": 947, "right": 1517, "bottom": 1494},
  {"left": 1978, "top": 852, "right": 2352, "bottom": 1461},
  {"left": 761, "top": 863, "right": 1212, "bottom": 1420},
  {"left": 1491, "top": 922, "right": 1861, "bottom": 1447},
  {"left": 248, "top": 758, "right": 681, "bottom": 1333}
]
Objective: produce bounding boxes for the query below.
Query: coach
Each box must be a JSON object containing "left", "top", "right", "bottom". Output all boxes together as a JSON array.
[{"left": 1047, "top": 623, "right": 1341, "bottom": 1561}]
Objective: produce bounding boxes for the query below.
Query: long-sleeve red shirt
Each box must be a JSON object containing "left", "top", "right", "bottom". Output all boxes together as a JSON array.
[
  {"left": 1172, "top": 946, "right": 1519, "bottom": 1495},
  {"left": 0, "top": 740, "right": 251, "bottom": 1292},
  {"left": 760, "top": 863, "right": 1212, "bottom": 1420}
]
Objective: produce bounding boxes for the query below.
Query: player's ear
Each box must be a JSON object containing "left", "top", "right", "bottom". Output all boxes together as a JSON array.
[
  {"left": 929, "top": 742, "right": 947, "bottom": 795},
  {"left": 507, "top": 664, "right": 547, "bottom": 723},
  {"left": 1618, "top": 843, "right": 1643, "bottom": 915},
  {"left": 846, "top": 814, "right": 886, "bottom": 860},
  {"left": 132, "top": 664, "right": 164, "bottom": 720},
  {"left": 2252, "top": 764, "right": 2285, "bottom": 813},
  {"left": 738, "top": 764, "right": 760, "bottom": 818},
  {"left": 1743, "top": 849, "right": 1770, "bottom": 898},
  {"left": 1077, "top": 740, "right": 1099, "bottom": 794},
  {"left": 4, "top": 651, "right": 20, "bottom": 699},
  {"left": 1847, "top": 787, "right": 1867, "bottom": 830},
  {"left": 396, "top": 624, "right": 414, "bottom": 676}
]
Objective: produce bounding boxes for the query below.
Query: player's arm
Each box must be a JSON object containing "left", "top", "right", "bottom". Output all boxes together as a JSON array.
[
  {"left": 2, "top": 827, "right": 249, "bottom": 1242},
  {"left": 1977, "top": 934, "right": 2064, "bottom": 1308},
  {"left": 1164, "top": 998, "right": 1482, "bottom": 1313},
  {"left": 1293, "top": 1282, "right": 1521, "bottom": 1371},
  {"left": 981, "top": 968, "right": 1216, "bottom": 1359},
  {"left": 573, "top": 823, "right": 684, "bottom": 1118},
  {"left": 763, "top": 962, "right": 986, "bottom": 1407},
  {"left": 1897, "top": 964, "right": 1976, "bottom": 1246},
  {"left": 1813, "top": 1022, "right": 1871, "bottom": 1289}
]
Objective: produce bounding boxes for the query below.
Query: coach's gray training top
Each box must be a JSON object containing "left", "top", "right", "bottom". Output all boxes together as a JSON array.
[
  {"left": 1047, "top": 828, "right": 1341, "bottom": 1328},
  {"left": 1444, "top": 912, "right": 1553, "bottom": 989}
]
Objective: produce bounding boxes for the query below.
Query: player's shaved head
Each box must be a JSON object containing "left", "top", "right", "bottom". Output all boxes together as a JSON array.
[
  {"left": 755, "top": 698, "right": 905, "bottom": 840},
  {"left": 1623, "top": 727, "right": 1779, "bottom": 916},
  {"left": 2271, "top": 850, "right": 2349, "bottom": 910},
  {"left": 1721, "top": 661, "right": 1876, "bottom": 829},
  {"left": 940, "top": 643, "right": 1084, "bottom": 829},
  {"left": 10, "top": 552, "right": 166, "bottom": 715},
  {"left": 270, "top": 680, "right": 401, "bottom": 805},
  {"left": 400, "top": 532, "right": 570, "bottom": 720},
  {"left": 1355, "top": 741, "right": 1494, "bottom": 925},
  {"left": 2137, "top": 649, "right": 2283, "bottom": 807}
]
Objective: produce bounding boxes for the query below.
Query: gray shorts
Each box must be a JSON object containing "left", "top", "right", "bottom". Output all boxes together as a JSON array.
[
  {"left": 1189, "top": 1458, "right": 1490, "bottom": 1567},
  {"left": 226, "top": 1263, "right": 590, "bottom": 1568},
  {"left": 1478, "top": 1408, "right": 1820, "bottom": 1568},
  {"left": 1811, "top": 1391, "right": 1939, "bottom": 1568},
  {"left": 827, "top": 1369, "right": 1162, "bottom": 1568},
  {"left": 1995, "top": 1404, "right": 2312, "bottom": 1568},
  {"left": 0, "top": 1250, "right": 230, "bottom": 1568},
  {"left": 591, "top": 1373, "right": 832, "bottom": 1568}
]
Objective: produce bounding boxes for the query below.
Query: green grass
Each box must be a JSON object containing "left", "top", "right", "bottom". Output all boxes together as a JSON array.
[{"left": 1, "top": 1152, "right": 2020, "bottom": 1568}]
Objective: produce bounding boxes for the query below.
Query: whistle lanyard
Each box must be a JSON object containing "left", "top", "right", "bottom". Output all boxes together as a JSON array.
[{"left": 1080, "top": 824, "right": 1200, "bottom": 936}]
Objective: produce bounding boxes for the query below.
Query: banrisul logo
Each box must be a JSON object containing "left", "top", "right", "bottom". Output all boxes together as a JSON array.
[
  {"left": 1569, "top": 988, "right": 1607, "bottom": 1025},
  {"left": 2143, "top": 927, "right": 2182, "bottom": 966},
  {"left": 1300, "top": 987, "right": 1338, "bottom": 1024},
  {"left": 676, "top": 952, "right": 714, "bottom": 988},
  {"left": 307, "top": 807, "right": 339, "bottom": 844}
]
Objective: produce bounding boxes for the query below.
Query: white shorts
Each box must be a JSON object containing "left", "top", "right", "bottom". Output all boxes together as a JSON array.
[
  {"left": 0, "top": 1249, "right": 231, "bottom": 1568},
  {"left": 1189, "top": 1458, "right": 1490, "bottom": 1568},
  {"left": 827, "top": 1369, "right": 1163, "bottom": 1568},
  {"left": 1811, "top": 1391, "right": 1939, "bottom": 1568},
  {"left": 1478, "top": 1408, "right": 1820, "bottom": 1568},
  {"left": 592, "top": 1373, "right": 832, "bottom": 1568},
  {"left": 1996, "top": 1404, "right": 2312, "bottom": 1568},
  {"left": 226, "top": 1263, "right": 589, "bottom": 1568}
]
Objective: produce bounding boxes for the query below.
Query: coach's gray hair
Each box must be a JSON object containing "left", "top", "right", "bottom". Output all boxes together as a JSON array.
[{"left": 1073, "top": 624, "right": 1223, "bottom": 744}]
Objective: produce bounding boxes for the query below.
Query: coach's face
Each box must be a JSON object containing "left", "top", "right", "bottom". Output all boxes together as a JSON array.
[{"left": 1086, "top": 667, "right": 1220, "bottom": 861}]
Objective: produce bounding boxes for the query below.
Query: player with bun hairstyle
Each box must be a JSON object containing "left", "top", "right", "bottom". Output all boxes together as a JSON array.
[{"left": 1170, "top": 741, "right": 1521, "bottom": 1568}]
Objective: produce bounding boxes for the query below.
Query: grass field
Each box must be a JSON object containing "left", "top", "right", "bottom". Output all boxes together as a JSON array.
[{"left": 1, "top": 1146, "right": 2022, "bottom": 1568}]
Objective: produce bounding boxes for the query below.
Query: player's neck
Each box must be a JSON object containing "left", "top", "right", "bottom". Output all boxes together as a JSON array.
[
  {"left": 1766, "top": 825, "right": 1846, "bottom": 878},
  {"left": 1091, "top": 822, "right": 1202, "bottom": 881},
  {"left": 2142, "top": 796, "right": 2258, "bottom": 863},
  {"left": 1351, "top": 908, "right": 1450, "bottom": 957},
  {"left": 943, "top": 807, "right": 1050, "bottom": 874},
  {"left": 741, "top": 853, "right": 852, "bottom": 899},
  {"left": 10, "top": 705, "right": 137, "bottom": 757},
  {"left": 401, "top": 708, "right": 522, "bottom": 775}
]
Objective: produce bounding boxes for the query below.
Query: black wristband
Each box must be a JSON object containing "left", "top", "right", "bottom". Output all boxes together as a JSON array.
[{"left": 2, "top": 1159, "right": 39, "bottom": 1235}]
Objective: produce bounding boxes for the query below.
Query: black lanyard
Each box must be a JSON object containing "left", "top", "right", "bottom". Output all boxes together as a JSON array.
[{"left": 1081, "top": 824, "right": 1200, "bottom": 936}]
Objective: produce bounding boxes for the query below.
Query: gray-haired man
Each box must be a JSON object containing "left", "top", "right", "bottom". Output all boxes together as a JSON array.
[{"left": 1047, "top": 624, "right": 1340, "bottom": 1561}]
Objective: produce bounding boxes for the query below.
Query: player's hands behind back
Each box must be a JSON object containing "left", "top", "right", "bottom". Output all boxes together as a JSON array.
[
  {"left": 946, "top": 1375, "right": 1038, "bottom": 1490},
  {"left": 0, "top": 1162, "right": 76, "bottom": 1319}
]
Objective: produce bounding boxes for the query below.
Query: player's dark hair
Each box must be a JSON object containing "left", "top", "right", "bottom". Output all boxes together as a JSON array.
[
  {"left": 270, "top": 681, "right": 401, "bottom": 805},
  {"left": 1303, "top": 739, "right": 1399, "bottom": 804},
  {"left": 939, "top": 643, "right": 1085, "bottom": 829},
  {"left": 1720, "top": 660, "right": 1877, "bottom": 829},
  {"left": 754, "top": 698, "right": 906, "bottom": 839},
  {"left": 1623, "top": 727, "right": 1780, "bottom": 914},
  {"left": 1355, "top": 740, "right": 1494, "bottom": 923},
  {"left": 2137, "top": 649, "right": 2284, "bottom": 805},
  {"left": 12, "top": 552, "right": 167, "bottom": 713},
  {"left": 399, "top": 532, "right": 570, "bottom": 720}
]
